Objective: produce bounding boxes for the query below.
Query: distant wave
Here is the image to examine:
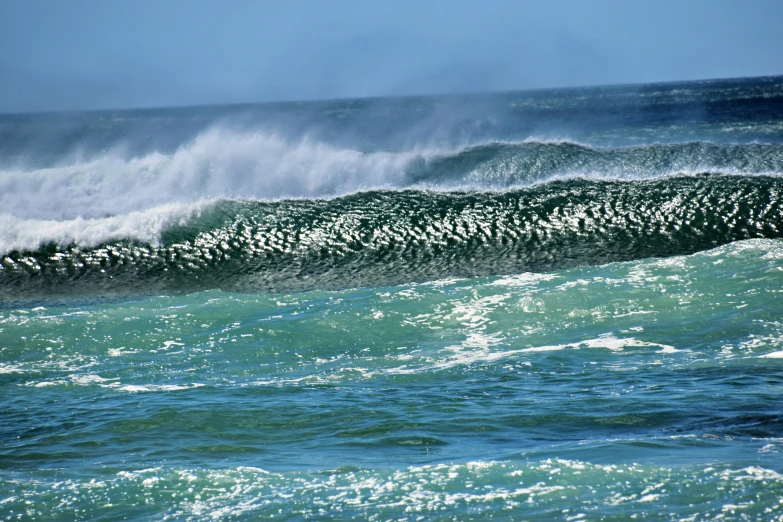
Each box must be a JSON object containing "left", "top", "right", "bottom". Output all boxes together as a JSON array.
[
  {"left": 2, "top": 174, "right": 782, "bottom": 302},
  {"left": 1, "top": 127, "right": 782, "bottom": 222},
  {"left": 410, "top": 138, "right": 783, "bottom": 187}
]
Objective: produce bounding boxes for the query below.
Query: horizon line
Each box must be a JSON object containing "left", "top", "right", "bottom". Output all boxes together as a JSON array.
[{"left": 1, "top": 73, "right": 781, "bottom": 118}]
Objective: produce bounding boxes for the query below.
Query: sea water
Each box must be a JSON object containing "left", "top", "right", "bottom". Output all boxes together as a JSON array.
[{"left": 2, "top": 76, "right": 783, "bottom": 520}]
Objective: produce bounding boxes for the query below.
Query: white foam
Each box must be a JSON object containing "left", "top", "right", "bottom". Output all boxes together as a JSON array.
[
  {"left": 721, "top": 466, "right": 783, "bottom": 481},
  {"left": 425, "top": 334, "right": 677, "bottom": 372},
  {"left": 3, "top": 128, "right": 779, "bottom": 256},
  {"left": 0, "top": 362, "right": 26, "bottom": 374},
  {"left": 0, "top": 128, "right": 443, "bottom": 222},
  {"left": 113, "top": 383, "right": 206, "bottom": 393},
  {"left": 5, "top": 130, "right": 777, "bottom": 226},
  {"left": 70, "top": 374, "right": 116, "bottom": 385},
  {"left": 0, "top": 202, "right": 207, "bottom": 256}
]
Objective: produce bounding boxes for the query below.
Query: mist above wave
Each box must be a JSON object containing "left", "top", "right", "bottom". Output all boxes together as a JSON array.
[
  {"left": 2, "top": 125, "right": 783, "bottom": 223},
  {"left": 0, "top": 128, "right": 440, "bottom": 221}
]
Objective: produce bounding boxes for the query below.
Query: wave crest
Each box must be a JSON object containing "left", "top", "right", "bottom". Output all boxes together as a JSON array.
[
  {"left": 2, "top": 127, "right": 782, "bottom": 222},
  {"left": 0, "top": 128, "right": 441, "bottom": 221}
]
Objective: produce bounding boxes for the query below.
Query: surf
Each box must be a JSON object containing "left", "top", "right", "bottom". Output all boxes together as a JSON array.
[
  {"left": 2, "top": 126, "right": 782, "bottom": 222},
  {"left": 3, "top": 174, "right": 782, "bottom": 302}
]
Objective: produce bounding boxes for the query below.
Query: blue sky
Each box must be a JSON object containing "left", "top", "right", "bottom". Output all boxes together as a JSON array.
[{"left": 0, "top": 0, "right": 781, "bottom": 112}]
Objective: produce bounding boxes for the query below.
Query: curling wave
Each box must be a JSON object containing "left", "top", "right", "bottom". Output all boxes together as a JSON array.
[
  {"left": 2, "top": 174, "right": 782, "bottom": 301},
  {"left": 1, "top": 128, "right": 782, "bottom": 221}
]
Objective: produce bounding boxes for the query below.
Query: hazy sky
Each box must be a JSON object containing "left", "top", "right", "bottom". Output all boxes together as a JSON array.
[{"left": 1, "top": 0, "right": 781, "bottom": 112}]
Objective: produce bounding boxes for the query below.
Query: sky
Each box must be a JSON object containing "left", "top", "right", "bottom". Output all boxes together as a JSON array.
[{"left": 0, "top": 0, "right": 781, "bottom": 113}]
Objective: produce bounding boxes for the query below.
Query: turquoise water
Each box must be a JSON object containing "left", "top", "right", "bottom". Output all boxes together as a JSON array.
[
  {"left": 3, "top": 240, "right": 783, "bottom": 519},
  {"left": 2, "top": 77, "right": 783, "bottom": 520}
]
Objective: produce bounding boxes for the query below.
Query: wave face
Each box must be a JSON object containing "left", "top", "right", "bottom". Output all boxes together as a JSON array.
[
  {"left": 2, "top": 174, "right": 782, "bottom": 301},
  {"left": 409, "top": 139, "right": 783, "bottom": 186}
]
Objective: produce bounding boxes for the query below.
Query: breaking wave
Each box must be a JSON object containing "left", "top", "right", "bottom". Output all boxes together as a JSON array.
[
  {"left": 2, "top": 128, "right": 782, "bottom": 222},
  {"left": 2, "top": 174, "right": 782, "bottom": 301}
]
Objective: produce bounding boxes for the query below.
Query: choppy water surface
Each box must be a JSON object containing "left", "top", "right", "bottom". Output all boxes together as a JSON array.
[{"left": 2, "top": 76, "right": 783, "bottom": 520}]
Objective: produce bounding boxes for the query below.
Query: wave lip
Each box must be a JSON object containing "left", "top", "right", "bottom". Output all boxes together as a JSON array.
[
  {"left": 0, "top": 128, "right": 446, "bottom": 221},
  {"left": 2, "top": 174, "right": 782, "bottom": 302},
  {"left": 0, "top": 202, "right": 208, "bottom": 256}
]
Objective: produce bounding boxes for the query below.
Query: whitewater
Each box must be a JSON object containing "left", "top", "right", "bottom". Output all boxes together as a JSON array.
[
  {"left": 2, "top": 133, "right": 783, "bottom": 254},
  {"left": 2, "top": 75, "right": 783, "bottom": 520}
]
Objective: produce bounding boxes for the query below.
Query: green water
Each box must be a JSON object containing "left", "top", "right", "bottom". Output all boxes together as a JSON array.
[{"left": 3, "top": 240, "right": 783, "bottom": 520}]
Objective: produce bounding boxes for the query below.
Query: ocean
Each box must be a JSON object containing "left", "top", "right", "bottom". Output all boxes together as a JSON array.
[{"left": 2, "top": 76, "right": 783, "bottom": 520}]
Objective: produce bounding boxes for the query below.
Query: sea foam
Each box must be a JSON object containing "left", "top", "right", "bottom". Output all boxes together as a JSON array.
[
  {"left": 2, "top": 126, "right": 781, "bottom": 256},
  {"left": 0, "top": 203, "right": 206, "bottom": 255},
  {"left": 0, "top": 127, "right": 442, "bottom": 221}
]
